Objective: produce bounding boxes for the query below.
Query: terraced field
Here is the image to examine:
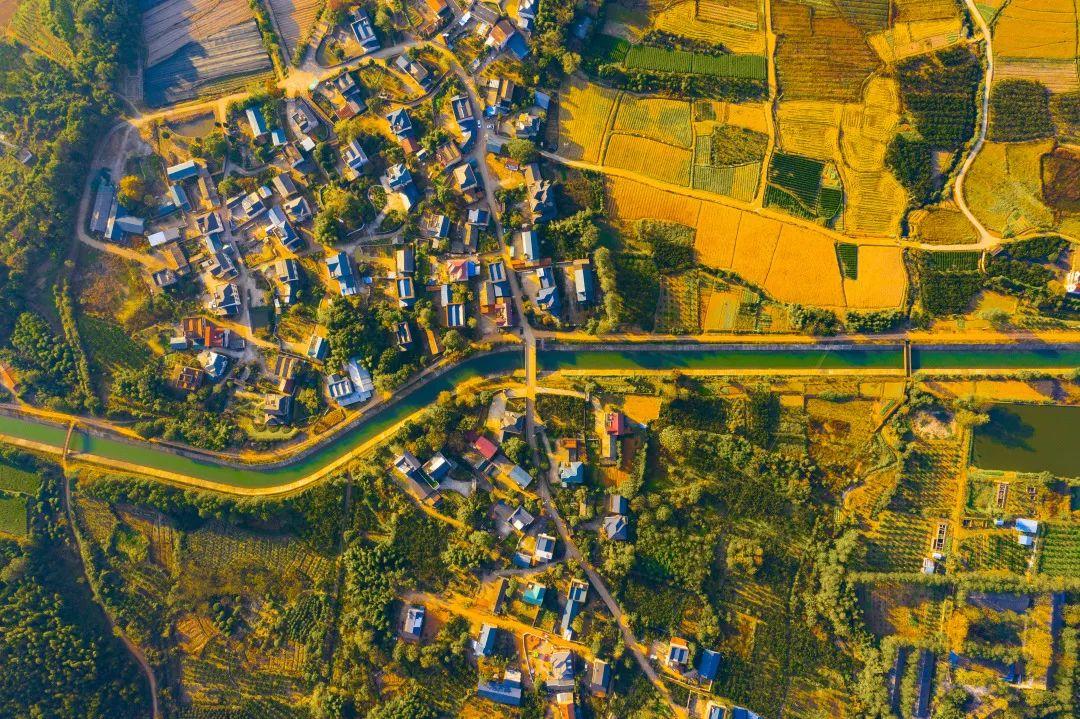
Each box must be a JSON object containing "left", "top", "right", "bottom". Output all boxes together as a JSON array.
[{"left": 144, "top": 19, "right": 273, "bottom": 106}]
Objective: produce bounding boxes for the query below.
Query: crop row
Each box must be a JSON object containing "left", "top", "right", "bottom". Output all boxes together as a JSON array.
[{"left": 625, "top": 46, "right": 767, "bottom": 80}]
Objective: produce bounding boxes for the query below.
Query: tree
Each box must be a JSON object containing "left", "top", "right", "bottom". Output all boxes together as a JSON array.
[
  {"left": 505, "top": 138, "right": 538, "bottom": 165},
  {"left": 725, "top": 537, "right": 763, "bottom": 575},
  {"left": 117, "top": 174, "right": 147, "bottom": 210},
  {"left": 502, "top": 437, "right": 529, "bottom": 466},
  {"left": 442, "top": 329, "right": 468, "bottom": 354},
  {"left": 366, "top": 690, "right": 437, "bottom": 719}
]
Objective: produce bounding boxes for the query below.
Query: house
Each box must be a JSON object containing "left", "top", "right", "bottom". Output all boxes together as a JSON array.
[
  {"left": 450, "top": 94, "right": 474, "bottom": 128},
  {"left": 112, "top": 214, "right": 146, "bottom": 237},
  {"left": 396, "top": 320, "right": 413, "bottom": 350},
  {"left": 574, "top": 264, "right": 595, "bottom": 304},
  {"left": 485, "top": 77, "right": 515, "bottom": 112},
  {"left": 160, "top": 242, "right": 191, "bottom": 276},
  {"left": 289, "top": 99, "right": 319, "bottom": 135},
  {"left": 487, "top": 19, "right": 527, "bottom": 59},
  {"left": 167, "top": 183, "right": 191, "bottom": 212},
  {"left": 166, "top": 159, "right": 199, "bottom": 182},
  {"left": 283, "top": 196, "right": 312, "bottom": 224},
  {"left": 447, "top": 258, "right": 478, "bottom": 282},
  {"left": 246, "top": 107, "right": 268, "bottom": 140},
  {"left": 454, "top": 163, "right": 480, "bottom": 195},
  {"left": 263, "top": 393, "right": 292, "bottom": 426},
  {"left": 267, "top": 205, "right": 288, "bottom": 229},
  {"left": 271, "top": 129, "right": 287, "bottom": 147},
  {"left": 210, "top": 282, "right": 242, "bottom": 317},
  {"left": 731, "top": 708, "right": 761, "bottom": 719},
  {"left": 393, "top": 451, "right": 437, "bottom": 499},
  {"left": 397, "top": 276, "right": 416, "bottom": 308},
  {"left": 394, "top": 55, "right": 432, "bottom": 89},
  {"left": 275, "top": 258, "right": 301, "bottom": 305},
  {"left": 706, "top": 704, "right": 727, "bottom": 719},
  {"left": 588, "top": 660, "right": 612, "bottom": 696},
  {"left": 506, "top": 464, "right": 532, "bottom": 488},
  {"left": 555, "top": 692, "right": 577, "bottom": 719},
  {"left": 198, "top": 350, "right": 229, "bottom": 380},
  {"left": 477, "top": 669, "right": 522, "bottom": 707},
  {"left": 517, "top": 0, "right": 537, "bottom": 28},
  {"left": 474, "top": 624, "right": 497, "bottom": 657},
  {"left": 523, "top": 582, "right": 546, "bottom": 606},
  {"left": 306, "top": 333, "right": 328, "bottom": 360},
  {"left": 519, "top": 230, "right": 542, "bottom": 262},
  {"left": 913, "top": 649, "right": 935, "bottom": 719},
  {"left": 534, "top": 533, "right": 555, "bottom": 563},
  {"left": 152, "top": 269, "right": 179, "bottom": 288},
  {"left": 327, "top": 358, "right": 375, "bottom": 407},
  {"left": 698, "top": 649, "right": 721, "bottom": 682},
  {"left": 423, "top": 214, "right": 451, "bottom": 239},
  {"left": 507, "top": 505, "right": 533, "bottom": 532},
  {"left": 271, "top": 353, "right": 302, "bottom": 393},
  {"left": 272, "top": 173, "right": 299, "bottom": 198},
  {"left": 558, "top": 461, "right": 585, "bottom": 485},
  {"left": 435, "top": 141, "right": 462, "bottom": 169},
  {"left": 90, "top": 180, "right": 117, "bottom": 235},
  {"left": 468, "top": 207, "right": 490, "bottom": 226},
  {"left": 606, "top": 411, "right": 629, "bottom": 436},
  {"left": 422, "top": 452, "right": 453, "bottom": 482},
  {"left": 609, "top": 494, "right": 628, "bottom": 514},
  {"left": 547, "top": 650, "right": 576, "bottom": 692},
  {"left": 343, "top": 138, "right": 369, "bottom": 172},
  {"left": 560, "top": 580, "right": 588, "bottom": 639},
  {"left": 474, "top": 436, "right": 500, "bottom": 464},
  {"left": 387, "top": 163, "right": 414, "bottom": 192},
  {"left": 602, "top": 514, "right": 628, "bottom": 541},
  {"left": 557, "top": 437, "right": 586, "bottom": 462},
  {"left": 446, "top": 303, "right": 465, "bottom": 327},
  {"left": 528, "top": 178, "right": 556, "bottom": 222},
  {"left": 197, "top": 211, "right": 224, "bottom": 236},
  {"left": 386, "top": 108, "right": 414, "bottom": 138},
  {"left": 147, "top": 227, "right": 181, "bottom": 248},
  {"left": 404, "top": 605, "right": 425, "bottom": 639},
  {"left": 326, "top": 251, "right": 359, "bottom": 296},
  {"left": 182, "top": 316, "right": 233, "bottom": 349},
  {"left": 172, "top": 365, "right": 205, "bottom": 392},
  {"left": 425, "top": 0, "right": 450, "bottom": 19},
  {"left": 464, "top": 224, "right": 480, "bottom": 253},
  {"left": 351, "top": 10, "right": 381, "bottom": 52},
  {"left": 514, "top": 112, "right": 541, "bottom": 139},
  {"left": 667, "top": 638, "right": 690, "bottom": 668},
  {"left": 397, "top": 241, "right": 412, "bottom": 273}
]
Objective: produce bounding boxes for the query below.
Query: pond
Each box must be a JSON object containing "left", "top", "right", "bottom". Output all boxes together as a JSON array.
[{"left": 971, "top": 403, "right": 1080, "bottom": 477}]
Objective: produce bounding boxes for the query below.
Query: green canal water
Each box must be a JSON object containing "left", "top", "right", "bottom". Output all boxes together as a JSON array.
[
  {"left": 537, "top": 346, "right": 905, "bottom": 372},
  {"left": 972, "top": 404, "right": 1080, "bottom": 477},
  {"left": 0, "top": 344, "right": 1077, "bottom": 488}
]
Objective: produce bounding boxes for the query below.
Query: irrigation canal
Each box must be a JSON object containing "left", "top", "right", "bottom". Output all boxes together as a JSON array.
[{"left": 0, "top": 342, "right": 1075, "bottom": 490}]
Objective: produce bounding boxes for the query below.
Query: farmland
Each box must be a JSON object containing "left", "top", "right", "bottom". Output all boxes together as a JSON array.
[
  {"left": 0, "top": 492, "right": 26, "bottom": 537},
  {"left": 1039, "top": 523, "right": 1080, "bottom": 575},
  {"left": 651, "top": 0, "right": 766, "bottom": 54},
  {"left": 266, "top": 0, "right": 321, "bottom": 60},
  {"left": 624, "top": 46, "right": 767, "bottom": 80},
  {"left": 612, "top": 95, "right": 694, "bottom": 148},
  {"left": 552, "top": 77, "right": 618, "bottom": 162},
  {"left": 6, "top": 0, "right": 75, "bottom": 66},
  {"left": 965, "top": 140, "right": 1056, "bottom": 237},
  {"left": 604, "top": 133, "right": 693, "bottom": 187}
]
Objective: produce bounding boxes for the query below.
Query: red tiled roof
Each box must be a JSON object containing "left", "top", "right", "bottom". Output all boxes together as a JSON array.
[{"left": 474, "top": 436, "right": 499, "bottom": 460}]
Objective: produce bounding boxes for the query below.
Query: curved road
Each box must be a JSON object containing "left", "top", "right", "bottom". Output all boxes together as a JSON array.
[{"left": 953, "top": 0, "right": 995, "bottom": 245}]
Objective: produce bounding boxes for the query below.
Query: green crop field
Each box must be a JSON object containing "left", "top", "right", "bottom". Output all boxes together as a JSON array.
[
  {"left": 0, "top": 493, "right": 27, "bottom": 537},
  {"left": 925, "top": 251, "right": 981, "bottom": 271},
  {"left": 1039, "top": 523, "right": 1080, "bottom": 575},
  {"left": 0, "top": 460, "right": 40, "bottom": 496},
  {"left": 768, "top": 152, "right": 824, "bottom": 206},
  {"left": 78, "top": 315, "right": 153, "bottom": 372},
  {"left": 836, "top": 243, "right": 859, "bottom": 279},
  {"left": 625, "top": 46, "right": 767, "bottom": 80}
]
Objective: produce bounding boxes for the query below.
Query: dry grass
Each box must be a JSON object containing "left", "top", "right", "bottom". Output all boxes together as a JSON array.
[
  {"left": 621, "top": 395, "right": 663, "bottom": 424},
  {"left": 604, "top": 133, "right": 693, "bottom": 187},
  {"left": 0, "top": 0, "right": 18, "bottom": 31},
  {"left": 965, "top": 140, "right": 1056, "bottom": 236},
  {"left": 994, "top": 0, "right": 1077, "bottom": 60},
  {"left": 555, "top": 76, "right": 618, "bottom": 163},
  {"left": 843, "top": 245, "right": 906, "bottom": 310}
]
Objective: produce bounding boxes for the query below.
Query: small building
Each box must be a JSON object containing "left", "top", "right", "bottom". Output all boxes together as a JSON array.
[
  {"left": 467, "top": 207, "right": 490, "bottom": 226},
  {"left": 474, "top": 623, "right": 497, "bottom": 657},
  {"left": 263, "top": 393, "right": 292, "bottom": 426},
  {"left": 474, "top": 436, "right": 500, "bottom": 464},
  {"left": 698, "top": 649, "right": 721, "bottom": 682},
  {"left": 284, "top": 196, "right": 312, "bottom": 224},
  {"left": 445, "top": 302, "right": 465, "bottom": 327},
  {"left": 113, "top": 214, "right": 146, "bottom": 237},
  {"left": 447, "top": 258, "right": 479, "bottom": 282},
  {"left": 523, "top": 583, "right": 546, "bottom": 606},
  {"left": 555, "top": 691, "right": 577, "bottom": 719},
  {"left": 602, "top": 514, "right": 628, "bottom": 541},
  {"left": 327, "top": 358, "right": 375, "bottom": 407},
  {"left": 422, "top": 452, "right": 454, "bottom": 482},
  {"left": 574, "top": 263, "right": 595, "bottom": 304},
  {"left": 326, "top": 251, "right": 359, "bottom": 297},
  {"left": 450, "top": 94, "right": 475, "bottom": 128},
  {"left": 534, "top": 533, "right": 555, "bottom": 563},
  {"left": 246, "top": 107, "right": 268, "bottom": 140},
  {"left": 396, "top": 320, "right": 413, "bottom": 350},
  {"left": 166, "top": 159, "right": 199, "bottom": 182},
  {"left": 560, "top": 580, "right": 588, "bottom": 640},
  {"left": 667, "top": 637, "right": 690, "bottom": 668},
  {"left": 198, "top": 350, "right": 229, "bottom": 380},
  {"left": 275, "top": 258, "right": 301, "bottom": 305},
  {"left": 606, "top": 411, "right": 629, "bottom": 437},
  {"left": 172, "top": 365, "right": 205, "bottom": 392},
  {"left": 272, "top": 173, "right": 299, "bottom": 198},
  {"left": 506, "top": 464, "right": 532, "bottom": 489},
  {"left": 609, "top": 494, "right": 629, "bottom": 514},
  {"left": 343, "top": 138, "right": 369, "bottom": 172},
  {"left": 210, "top": 282, "right": 242, "bottom": 317},
  {"left": 351, "top": 10, "right": 381, "bottom": 52},
  {"left": 397, "top": 276, "right": 416, "bottom": 308},
  {"left": 454, "top": 163, "right": 480, "bottom": 195},
  {"left": 707, "top": 704, "right": 727, "bottom": 719},
  {"left": 147, "top": 227, "right": 181, "bottom": 248},
  {"left": 404, "top": 605, "right": 425, "bottom": 639},
  {"left": 197, "top": 211, "right": 224, "bottom": 236},
  {"left": 547, "top": 650, "right": 576, "bottom": 692},
  {"left": 306, "top": 333, "right": 328, "bottom": 360},
  {"left": 477, "top": 669, "right": 522, "bottom": 707},
  {"left": 588, "top": 659, "right": 612, "bottom": 696},
  {"left": 393, "top": 451, "right": 436, "bottom": 499},
  {"left": 435, "top": 141, "right": 462, "bottom": 169},
  {"left": 507, "top": 505, "right": 533, "bottom": 532},
  {"left": 396, "top": 246, "right": 415, "bottom": 275}
]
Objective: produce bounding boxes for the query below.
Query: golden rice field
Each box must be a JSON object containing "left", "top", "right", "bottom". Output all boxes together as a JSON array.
[
  {"left": 554, "top": 76, "right": 618, "bottom": 163},
  {"left": 910, "top": 205, "right": 978, "bottom": 245},
  {"left": 894, "top": 0, "right": 962, "bottom": 22},
  {"left": 868, "top": 17, "right": 963, "bottom": 63},
  {"left": 612, "top": 94, "right": 694, "bottom": 148},
  {"left": 652, "top": 0, "right": 766, "bottom": 54},
  {"left": 604, "top": 133, "right": 693, "bottom": 186},
  {"left": 965, "top": 140, "right": 1056, "bottom": 236},
  {"left": 777, "top": 101, "right": 843, "bottom": 160},
  {"left": 994, "top": 0, "right": 1077, "bottom": 60},
  {"left": 608, "top": 176, "right": 906, "bottom": 310}
]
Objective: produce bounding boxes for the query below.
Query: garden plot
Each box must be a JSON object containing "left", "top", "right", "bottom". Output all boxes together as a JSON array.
[
  {"left": 144, "top": 19, "right": 272, "bottom": 106},
  {"left": 266, "top": 0, "right": 320, "bottom": 59}
]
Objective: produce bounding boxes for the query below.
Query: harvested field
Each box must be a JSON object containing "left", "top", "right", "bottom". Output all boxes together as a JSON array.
[
  {"left": 894, "top": 0, "right": 961, "bottom": 22},
  {"left": 652, "top": 0, "right": 766, "bottom": 54},
  {"left": 965, "top": 140, "right": 1056, "bottom": 236},
  {"left": 868, "top": 18, "right": 963, "bottom": 64},
  {"left": 142, "top": 0, "right": 256, "bottom": 67},
  {"left": 555, "top": 77, "right": 618, "bottom": 163},
  {"left": 694, "top": 202, "right": 743, "bottom": 267},
  {"left": 612, "top": 94, "right": 694, "bottom": 148},
  {"left": 724, "top": 101, "right": 771, "bottom": 133},
  {"left": 773, "top": 0, "right": 881, "bottom": 102},
  {"left": 727, "top": 212, "right": 782, "bottom": 286},
  {"left": 267, "top": 0, "right": 321, "bottom": 59},
  {"left": 995, "top": 59, "right": 1080, "bottom": 94},
  {"left": 143, "top": 19, "right": 273, "bottom": 106},
  {"left": 777, "top": 100, "right": 843, "bottom": 160},
  {"left": 604, "top": 133, "right": 693, "bottom": 187},
  {"left": 993, "top": 0, "right": 1077, "bottom": 60}
]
